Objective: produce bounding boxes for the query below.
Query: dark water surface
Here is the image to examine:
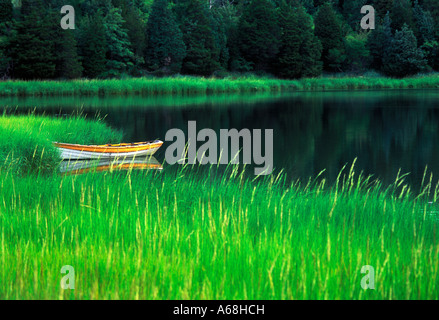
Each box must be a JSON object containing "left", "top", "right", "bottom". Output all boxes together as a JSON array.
[{"left": 2, "top": 90, "right": 439, "bottom": 188}]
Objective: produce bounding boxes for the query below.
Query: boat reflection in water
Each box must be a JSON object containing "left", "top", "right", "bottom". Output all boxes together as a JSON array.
[{"left": 59, "top": 156, "right": 163, "bottom": 175}]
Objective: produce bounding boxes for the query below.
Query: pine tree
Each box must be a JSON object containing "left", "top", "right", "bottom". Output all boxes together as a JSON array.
[
  {"left": 343, "top": 0, "right": 368, "bottom": 31},
  {"left": 421, "top": 40, "right": 439, "bottom": 71},
  {"left": 301, "top": 35, "right": 323, "bottom": 77},
  {"left": 276, "top": 1, "right": 301, "bottom": 78},
  {"left": 413, "top": 0, "right": 435, "bottom": 44},
  {"left": 0, "top": 0, "right": 12, "bottom": 22},
  {"left": 103, "top": 7, "right": 134, "bottom": 77},
  {"left": 298, "top": 4, "right": 323, "bottom": 77},
  {"left": 56, "top": 29, "right": 83, "bottom": 79},
  {"left": 175, "top": 0, "right": 220, "bottom": 75},
  {"left": 79, "top": 13, "right": 107, "bottom": 78},
  {"left": 0, "top": 0, "right": 13, "bottom": 78},
  {"left": 300, "top": 0, "right": 317, "bottom": 14},
  {"left": 10, "top": 0, "right": 57, "bottom": 79},
  {"left": 217, "top": 2, "right": 242, "bottom": 71},
  {"left": 276, "top": 2, "right": 322, "bottom": 78},
  {"left": 344, "top": 33, "right": 371, "bottom": 73},
  {"left": 373, "top": 0, "right": 394, "bottom": 18},
  {"left": 413, "top": 1, "right": 438, "bottom": 69},
  {"left": 367, "top": 11, "right": 392, "bottom": 70},
  {"left": 382, "top": 24, "right": 427, "bottom": 77},
  {"left": 211, "top": 6, "right": 230, "bottom": 70},
  {"left": 314, "top": 2, "right": 345, "bottom": 71},
  {"left": 391, "top": 0, "right": 415, "bottom": 32},
  {"left": 237, "top": 0, "right": 280, "bottom": 72},
  {"left": 424, "top": 0, "right": 439, "bottom": 24},
  {"left": 145, "top": 0, "right": 186, "bottom": 74},
  {"left": 121, "top": 2, "right": 147, "bottom": 67},
  {"left": 80, "top": 0, "right": 112, "bottom": 17}
]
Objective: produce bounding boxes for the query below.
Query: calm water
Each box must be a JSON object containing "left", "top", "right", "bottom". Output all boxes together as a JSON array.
[{"left": 2, "top": 90, "right": 439, "bottom": 188}]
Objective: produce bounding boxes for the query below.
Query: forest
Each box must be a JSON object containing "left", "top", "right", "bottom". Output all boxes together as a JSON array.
[{"left": 0, "top": 0, "right": 438, "bottom": 80}]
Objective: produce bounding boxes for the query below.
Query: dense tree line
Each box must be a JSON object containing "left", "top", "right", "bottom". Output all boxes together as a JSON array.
[{"left": 1, "top": 0, "right": 439, "bottom": 80}]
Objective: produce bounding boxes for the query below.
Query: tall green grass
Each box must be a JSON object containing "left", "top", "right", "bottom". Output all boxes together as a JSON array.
[
  {"left": 2, "top": 75, "right": 439, "bottom": 97},
  {"left": 0, "top": 76, "right": 291, "bottom": 97},
  {"left": 0, "top": 114, "right": 123, "bottom": 174},
  {"left": 0, "top": 113, "right": 438, "bottom": 299},
  {"left": 0, "top": 162, "right": 438, "bottom": 299}
]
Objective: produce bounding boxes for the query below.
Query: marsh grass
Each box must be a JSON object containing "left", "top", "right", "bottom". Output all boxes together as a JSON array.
[
  {"left": 0, "top": 114, "right": 438, "bottom": 300},
  {"left": 2, "top": 75, "right": 439, "bottom": 97},
  {"left": 0, "top": 161, "right": 438, "bottom": 299},
  {"left": 0, "top": 77, "right": 288, "bottom": 97},
  {"left": 0, "top": 114, "right": 123, "bottom": 174}
]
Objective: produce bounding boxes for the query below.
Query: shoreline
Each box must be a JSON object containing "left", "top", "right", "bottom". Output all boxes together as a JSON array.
[{"left": 1, "top": 75, "right": 439, "bottom": 97}]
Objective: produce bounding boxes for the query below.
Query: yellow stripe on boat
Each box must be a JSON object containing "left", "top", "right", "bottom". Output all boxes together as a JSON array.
[{"left": 53, "top": 141, "right": 163, "bottom": 153}]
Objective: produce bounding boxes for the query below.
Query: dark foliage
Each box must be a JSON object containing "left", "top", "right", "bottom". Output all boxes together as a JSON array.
[{"left": 2, "top": 0, "right": 439, "bottom": 79}]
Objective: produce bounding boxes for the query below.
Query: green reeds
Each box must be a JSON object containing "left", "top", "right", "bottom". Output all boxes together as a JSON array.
[
  {"left": 0, "top": 76, "right": 291, "bottom": 97},
  {"left": 0, "top": 115, "right": 438, "bottom": 299},
  {"left": 0, "top": 114, "right": 123, "bottom": 174},
  {"left": 1, "top": 75, "right": 439, "bottom": 97},
  {"left": 0, "top": 161, "right": 438, "bottom": 299}
]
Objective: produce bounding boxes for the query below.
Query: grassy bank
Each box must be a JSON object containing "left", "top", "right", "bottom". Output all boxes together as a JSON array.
[
  {"left": 1, "top": 114, "right": 438, "bottom": 300},
  {"left": 0, "top": 114, "right": 122, "bottom": 174},
  {"left": 2, "top": 75, "right": 439, "bottom": 97},
  {"left": 0, "top": 163, "right": 438, "bottom": 299}
]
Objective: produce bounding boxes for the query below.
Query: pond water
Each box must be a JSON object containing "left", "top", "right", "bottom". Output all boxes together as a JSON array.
[{"left": 2, "top": 90, "right": 439, "bottom": 189}]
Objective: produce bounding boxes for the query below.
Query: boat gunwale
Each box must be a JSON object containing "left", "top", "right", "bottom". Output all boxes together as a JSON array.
[{"left": 53, "top": 140, "right": 163, "bottom": 149}]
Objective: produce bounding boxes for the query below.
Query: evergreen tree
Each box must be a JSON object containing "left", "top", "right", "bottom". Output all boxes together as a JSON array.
[
  {"left": 343, "top": 0, "right": 367, "bottom": 31},
  {"left": 373, "top": 0, "right": 394, "bottom": 18},
  {"left": 344, "top": 33, "right": 371, "bottom": 73},
  {"left": 413, "top": 0, "right": 438, "bottom": 68},
  {"left": 423, "top": 0, "right": 439, "bottom": 25},
  {"left": 237, "top": 0, "right": 280, "bottom": 72},
  {"left": 276, "top": 1, "right": 301, "bottom": 78},
  {"left": 300, "top": 0, "right": 317, "bottom": 14},
  {"left": 121, "top": 2, "right": 147, "bottom": 67},
  {"left": 297, "top": 4, "right": 323, "bottom": 77},
  {"left": 314, "top": 2, "right": 345, "bottom": 71},
  {"left": 103, "top": 7, "right": 134, "bottom": 76},
  {"left": 0, "top": 0, "right": 13, "bottom": 78},
  {"left": 80, "top": 0, "right": 112, "bottom": 17},
  {"left": 0, "top": 0, "right": 13, "bottom": 22},
  {"left": 211, "top": 6, "right": 230, "bottom": 70},
  {"left": 219, "top": 2, "right": 243, "bottom": 71},
  {"left": 391, "top": 0, "right": 414, "bottom": 32},
  {"left": 367, "top": 12, "right": 392, "bottom": 70},
  {"left": 145, "top": 0, "right": 186, "bottom": 74},
  {"left": 79, "top": 13, "right": 107, "bottom": 78},
  {"left": 314, "top": 0, "right": 338, "bottom": 8},
  {"left": 421, "top": 40, "right": 439, "bottom": 70},
  {"left": 175, "top": 0, "right": 220, "bottom": 75},
  {"left": 55, "top": 29, "right": 83, "bottom": 79},
  {"left": 382, "top": 24, "right": 427, "bottom": 77},
  {"left": 276, "top": 2, "right": 322, "bottom": 78},
  {"left": 10, "top": 0, "right": 56, "bottom": 79},
  {"left": 413, "top": 0, "right": 435, "bottom": 43},
  {"left": 0, "top": 39, "right": 8, "bottom": 78},
  {"left": 38, "top": 3, "right": 83, "bottom": 80}
]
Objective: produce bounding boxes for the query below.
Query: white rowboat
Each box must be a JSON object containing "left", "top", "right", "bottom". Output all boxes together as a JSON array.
[{"left": 53, "top": 140, "right": 163, "bottom": 160}]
